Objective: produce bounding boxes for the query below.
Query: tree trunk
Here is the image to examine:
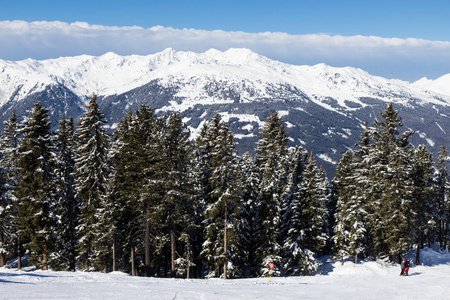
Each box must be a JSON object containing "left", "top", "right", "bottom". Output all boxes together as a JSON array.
[
  {"left": 355, "top": 253, "right": 358, "bottom": 264},
  {"left": 223, "top": 205, "right": 227, "bottom": 279},
  {"left": 0, "top": 221, "right": 4, "bottom": 267},
  {"left": 444, "top": 222, "right": 448, "bottom": 251},
  {"left": 187, "top": 250, "right": 190, "bottom": 279},
  {"left": 416, "top": 231, "right": 422, "bottom": 266},
  {"left": 171, "top": 229, "right": 176, "bottom": 277},
  {"left": 145, "top": 217, "right": 151, "bottom": 277},
  {"left": 112, "top": 242, "right": 116, "bottom": 272},
  {"left": 131, "top": 246, "right": 136, "bottom": 276},
  {"left": 17, "top": 236, "right": 21, "bottom": 270},
  {"left": 42, "top": 247, "right": 48, "bottom": 270}
]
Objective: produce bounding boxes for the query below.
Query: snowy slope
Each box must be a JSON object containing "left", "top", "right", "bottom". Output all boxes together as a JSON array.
[
  {"left": 1, "top": 48, "right": 449, "bottom": 108},
  {"left": 1, "top": 248, "right": 449, "bottom": 299},
  {"left": 414, "top": 74, "right": 450, "bottom": 97}
]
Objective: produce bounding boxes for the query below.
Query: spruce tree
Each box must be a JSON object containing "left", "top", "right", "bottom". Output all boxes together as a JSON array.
[
  {"left": 74, "top": 94, "right": 110, "bottom": 271},
  {"left": 239, "top": 152, "right": 260, "bottom": 276},
  {"left": 54, "top": 114, "right": 78, "bottom": 271},
  {"left": 14, "top": 101, "right": 57, "bottom": 269},
  {"left": 333, "top": 150, "right": 365, "bottom": 264},
  {"left": 281, "top": 146, "right": 308, "bottom": 274},
  {"left": 296, "top": 152, "right": 329, "bottom": 275},
  {"left": 411, "top": 145, "right": 434, "bottom": 264},
  {"left": 0, "top": 141, "right": 9, "bottom": 267},
  {"left": 199, "top": 114, "right": 242, "bottom": 278},
  {"left": 435, "top": 144, "right": 449, "bottom": 250},
  {"left": 0, "top": 111, "right": 20, "bottom": 267},
  {"left": 254, "top": 112, "right": 287, "bottom": 276},
  {"left": 156, "top": 113, "right": 194, "bottom": 277},
  {"left": 370, "top": 104, "right": 415, "bottom": 259},
  {"left": 107, "top": 110, "right": 135, "bottom": 273}
]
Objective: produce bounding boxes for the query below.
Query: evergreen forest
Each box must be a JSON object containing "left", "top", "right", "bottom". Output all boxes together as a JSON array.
[{"left": 0, "top": 96, "right": 448, "bottom": 278}]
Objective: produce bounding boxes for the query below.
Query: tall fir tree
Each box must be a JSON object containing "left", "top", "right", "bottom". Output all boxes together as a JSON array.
[
  {"left": 14, "top": 101, "right": 57, "bottom": 269},
  {"left": 370, "top": 104, "right": 415, "bottom": 259},
  {"left": 74, "top": 94, "right": 111, "bottom": 271},
  {"left": 280, "top": 146, "right": 309, "bottom": 274},
  {"left": 107, "top": 110, "right": 136, "bottom": 273},
  {"left": 411, "top": 145, "right": 434, "bottom": 264},
  {"left": 199, "top": 115, "right": 243, "bottom": 278},
  {"left": 54, "top": 114, "right": 79, "bottom": 271},
  {"left": 156, "top": 113, "right": 194, "bottom": 277},
  {"left": 296, "top": 152, "right": 329, "bottom": 275},
  {"left": 254, "top": 112, "right": 288, "bottom": 276},
  {"left": 0, "top": 111, "right": 20, "bottom": 267},
  {"left": 435, "top": 144, "right": 449, "bottom": 250},
  {"left": 239, "top": 152, "right": 260, "bottom": 276}
]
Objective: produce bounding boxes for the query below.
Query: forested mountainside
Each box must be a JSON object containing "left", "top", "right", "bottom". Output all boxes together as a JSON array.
[{"left": 1, "top": 48, "right": 450, "bottom": 175}]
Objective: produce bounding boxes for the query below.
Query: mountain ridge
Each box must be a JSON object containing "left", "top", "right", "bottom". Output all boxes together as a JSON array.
[{"left": 1, "top": 48, "right": 450, "bottom": 176}]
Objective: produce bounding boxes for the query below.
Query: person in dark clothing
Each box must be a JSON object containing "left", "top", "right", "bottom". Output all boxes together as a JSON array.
[
  {"left": 400, "top": 257, "right": 410, "bottom": 276},
  {"left": 400, "top": 258, "right": 406, "bottom": 275},
  {"left": 404, "top": 258, "right": 410, "bottom": 276}
]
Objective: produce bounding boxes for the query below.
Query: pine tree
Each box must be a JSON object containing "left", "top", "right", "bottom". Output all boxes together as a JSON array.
[
  {"left": 333, "top": 150, "right": 366, "bottom": 264},
  {"left": 296, "top": 152, "right": 329, "bottom": 275},
  {"left": 74, "top": 94, "right": 110, "bottom": 271},
  {"left": 435, "top": 144, "right": 449, "bottom": 250},
  {"left": 370, "top": 104, "right": 415, "bottom": 259},
  {"left": 239, "top": 152, "right": 260, "bottom": 276},
  {"left": 280, "top": 146, "right": 308, "bottom": 274},
  {"left": 254, "top": 112, "right": 287, "bottom": 276},
  {"left": 0, "top": 111, "right": 20, "bottom": 267},
  {"left": 54, "top": 114, "right": 78, "bottom": 271},
  {"left": 199, "top": 114, "right": 242, "bottom": 278},
  {"left": 156, "top": 113, "right": 194, "bottom": 277},
  {"left": 107, "top": 110, "right": 136, "bottom": 273},
  {"left": 411, "top": 145, "right": 434, "bottom": 264},
  {"left": 0, "top": 140, "right": 9, "bottom": 267},
  {"left": 14, "top": 101, "right": 57, "bottom": 269}
]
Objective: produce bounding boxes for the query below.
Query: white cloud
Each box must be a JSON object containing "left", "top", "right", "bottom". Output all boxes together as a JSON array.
[{"left": 1, "top": 20, "right": 449, "bottom": 81}]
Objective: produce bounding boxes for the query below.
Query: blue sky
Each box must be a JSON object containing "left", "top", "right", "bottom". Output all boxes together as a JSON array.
[{"left": 1, "top": 0, "right": 449, "bottom": 81}]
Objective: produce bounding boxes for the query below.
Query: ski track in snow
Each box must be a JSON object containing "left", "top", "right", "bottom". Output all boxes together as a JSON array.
[{"left": 1, "top": 249, "right": 449, "bottom": 300}]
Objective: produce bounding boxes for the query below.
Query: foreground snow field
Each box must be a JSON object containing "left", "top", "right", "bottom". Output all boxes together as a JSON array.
[{"left": 1, "top": 248, "right": 449, "bottom": 300}]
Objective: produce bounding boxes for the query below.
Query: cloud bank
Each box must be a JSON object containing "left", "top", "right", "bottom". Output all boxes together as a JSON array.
[{"left": 0, "top": 20, "right": 449, "bottom": 81}]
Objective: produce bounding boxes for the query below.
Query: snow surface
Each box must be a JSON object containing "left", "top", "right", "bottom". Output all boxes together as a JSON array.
[{"left": 1, "top": 248, "right": 449, "bottom": 299}]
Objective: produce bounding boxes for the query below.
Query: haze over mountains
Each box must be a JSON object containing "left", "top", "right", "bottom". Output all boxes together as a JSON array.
[{"left": 1, "top": 48, "right": 449, "bottom": 174}]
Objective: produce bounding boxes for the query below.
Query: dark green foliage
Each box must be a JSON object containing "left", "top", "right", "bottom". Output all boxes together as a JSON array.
[
  {"left": 14, "top": 101, "right": 57, "bottom": 269},
  {"left": 53, "top": 114, "right": 78, "bottom": 271},
  {"left": 254, "top": 113, "right": 287, "bottom": 276},
  {"left": 74, "top": 94, "right": 110, "bottom": 271},
  {"left": 0, "top": 111, "right": 19, "bottom": 266},
  {"left": 198, "top": 114, "right": 244, "bottom": 278},
  {"left": 3, "top": 98, "right": 448, "bottom": 277},
  {"left": 333, "top": 104, "right": 444, "bottom": 263}
]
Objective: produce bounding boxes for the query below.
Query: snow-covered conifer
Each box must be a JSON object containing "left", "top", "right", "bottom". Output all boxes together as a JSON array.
[
  {"left": 73, "top": 94, "right": 110, "bottom": 271},
  {"left": 14, "top": 101, "right": 57, "bottom": 270}
]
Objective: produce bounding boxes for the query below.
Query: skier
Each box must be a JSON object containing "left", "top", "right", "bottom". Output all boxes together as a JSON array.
[
  {"left": 400, "top": 258, "right": 406, "bottom": 275},
  {"left": 404, "top": 258, "right": 410, "bottom": 276}
]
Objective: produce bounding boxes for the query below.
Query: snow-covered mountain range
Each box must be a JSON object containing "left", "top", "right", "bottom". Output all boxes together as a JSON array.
[{"left": 1, "top": 48, "right": 450, "bottom": 174}]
